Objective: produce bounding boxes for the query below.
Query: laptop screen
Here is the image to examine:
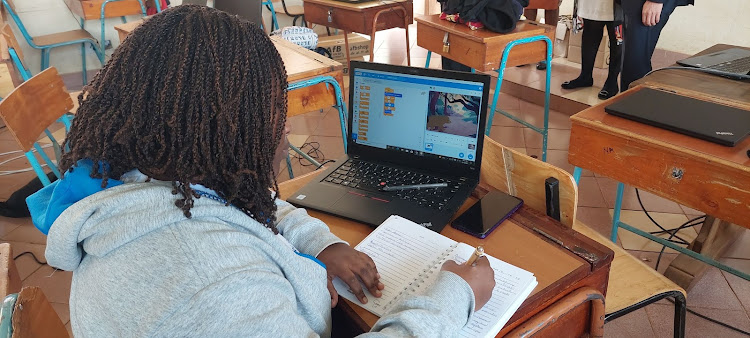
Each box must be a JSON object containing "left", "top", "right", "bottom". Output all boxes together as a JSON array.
[{"left": 350, "top": 68, "right": 485, "bottom": 165}]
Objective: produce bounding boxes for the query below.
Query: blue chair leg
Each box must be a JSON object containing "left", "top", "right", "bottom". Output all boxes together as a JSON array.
[
  {"left": 611, "top": 182, "right": 625, "bottom": 243},
  {"left": 81, "top": 43, "right": 87, "bottom": 85},
  {"left": 286, "top": 154, "right": 294, "bottom": 179},
  {"left": 24, "top": 151, "right": 52, "bottom": 186},
  {"left": 40, "top": 49, "right": 50, "bottom": 70},
  {"left": 573, "top": 166, "right": 582, "bottom": 185},
  {"left": 425, "top": 51, "right": 431, "bottom": 68}
]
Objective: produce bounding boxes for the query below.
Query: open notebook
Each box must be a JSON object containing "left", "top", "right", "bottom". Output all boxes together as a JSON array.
[{"left": 333, "top": 215, "right": 538, "bottom": 337}]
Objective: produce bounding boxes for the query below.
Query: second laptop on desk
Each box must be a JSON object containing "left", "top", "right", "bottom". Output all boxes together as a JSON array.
[{"left": 289, "top": 61, "right": 492, "bottom": 232}]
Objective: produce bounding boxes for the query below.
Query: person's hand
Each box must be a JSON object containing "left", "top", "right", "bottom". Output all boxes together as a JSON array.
[
  {"left": 316, "top": 243, "right": 384, "bottom": 308},
  {"left": 642, "top": 1, "right": 663, "bottom": 27},
  {"left": 441, "top": 257, "right": 495, "bottom": 311}
]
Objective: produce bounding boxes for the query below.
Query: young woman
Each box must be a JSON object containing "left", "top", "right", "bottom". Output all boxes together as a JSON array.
[
  {"left": 28, "top": 5, "right": 494, "bottom": 337},
  {"left": 561, "top": 0, "right": 623, "bottom": 99}
]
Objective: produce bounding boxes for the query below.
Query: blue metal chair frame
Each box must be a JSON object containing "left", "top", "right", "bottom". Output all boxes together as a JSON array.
[
  {"left": 262, "top": 0, "right": 279, "bottom": 31},
  {"left": 2, "top": 0, "right": 104, "bottom": 86},
  {"left": 572, "top": 167, "right": 750, "bottom": 282},
  {"left": 76, "top": 0, "right": 148, "bottom": 69},
  {"left": 424, "top": 35, "right": 553, "bottom": 162},
  {"left": 285, "top": 75, "right": 347, "bottom": 178}
]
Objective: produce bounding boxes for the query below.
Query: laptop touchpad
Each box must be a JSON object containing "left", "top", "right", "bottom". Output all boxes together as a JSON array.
[{"left": 330, "top": 191, "right": 394, "bottom": 223}]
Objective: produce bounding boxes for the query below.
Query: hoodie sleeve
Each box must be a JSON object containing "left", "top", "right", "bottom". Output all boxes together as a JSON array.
[
  {"left": 274, "top": 198, "right": 347, "bottom": 257},
  {"left": 362, "top": 271, "right": 475, "bottom": 337}
]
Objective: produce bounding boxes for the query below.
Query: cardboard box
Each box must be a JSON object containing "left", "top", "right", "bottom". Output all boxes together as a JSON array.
[
  {"left": 568, "top": 29, "right": 609, "bottom": 52},
  {"left": 567, "top": 43, "right": 610, "bottom": 69},
  {"left": 554, "top": 20, "right": 570, "bottom": 58},
  {"left": 317, "top": 33, "right": 371, "bottom": 61}
]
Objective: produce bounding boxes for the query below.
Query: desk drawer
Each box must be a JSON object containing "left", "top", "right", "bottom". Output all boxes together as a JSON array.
[
  {"left": 304, "top": 2, "right": 412, "bottom": 35},
  {"left": 416, "top": 21, "right": 552, "bottom": 71}
]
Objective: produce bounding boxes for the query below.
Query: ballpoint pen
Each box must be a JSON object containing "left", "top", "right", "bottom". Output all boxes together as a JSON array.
[
  {"left": 465, "top": 246, "right": 485, "bottom": 266},
  {"left": 381, "top": 182, "right": 448, "bottom": 191}
]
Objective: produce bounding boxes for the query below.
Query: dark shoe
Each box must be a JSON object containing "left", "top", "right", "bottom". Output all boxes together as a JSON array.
[
  {"left": 536, "top": 61, "right": 547, "bottom": 70},
  {"left": 598, "top": 88, "right": 618, "bottom": 99},
  {"left": 561, "top": 77, "right": 593, "bottom": 90}
]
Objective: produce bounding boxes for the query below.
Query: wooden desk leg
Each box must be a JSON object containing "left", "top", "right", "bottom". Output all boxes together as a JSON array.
[
  {"left": 663, "top": 216, "right": 745, "bottom": 291},
  {"left": 370, "top": 7, "right": 411, "bottom": 66},
  {"left": 343, "top": 31, "right": 351, "bottom": 67}
]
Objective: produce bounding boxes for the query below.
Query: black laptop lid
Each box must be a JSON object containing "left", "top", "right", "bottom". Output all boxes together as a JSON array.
[
  {"left": 347, "top": 61, "right": 492, "bottom": 179},
  {"left": 604, "top": 88, "right": 750, "bottom": 146},
  {"left": 213, "top": 0, "right": 262, "bottom": 26}
]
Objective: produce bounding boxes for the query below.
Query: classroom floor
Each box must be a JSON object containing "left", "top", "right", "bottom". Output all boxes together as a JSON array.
[{"left": 1, "top": 24, "right": 749, "bottom": 338}]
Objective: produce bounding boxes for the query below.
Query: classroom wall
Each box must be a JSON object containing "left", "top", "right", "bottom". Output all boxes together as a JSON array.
[
  {"left": 7, "top": 0, "right": 749, "bottom": 76},
  {"left": 557, "top": 0, "right": 750, "bottom": 55}
]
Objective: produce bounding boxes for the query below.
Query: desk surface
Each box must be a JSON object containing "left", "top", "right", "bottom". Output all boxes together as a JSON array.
[
  {"left": 632, "top": 44, "right": 750, "bottom": 106},
  {"left": 569, "top": 44, "right": 750, "bottom": 228},
  {"left": 277, "top": 170, "right": 612, "bottom": 335},
  {"left": 303, "top": 0, "right": 411, "bottom": 11},
  {"left": 113, "top": 20, "right": 343, "bottom": 83}
]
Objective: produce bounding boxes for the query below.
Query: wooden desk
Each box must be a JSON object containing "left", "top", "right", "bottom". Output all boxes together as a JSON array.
[
  {"left": 113, "top": 20, "right": 345, "bottom": 116},
  {"left": 569, "top": 44, "right": 750, "bottom": 288},
  {"left": 278, "top": 167, "right": 613, "bottom": 335},
  {"left": 415, "top": 15, "right": 554, "bottom": 72},
  {"left": 303, "top": 0, "right": 413, "bottom": 65},
  {"left": 64, "top": 0, "right": 145, "bottom": 20}
]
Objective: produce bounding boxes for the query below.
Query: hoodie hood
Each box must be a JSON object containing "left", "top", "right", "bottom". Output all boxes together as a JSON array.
[{"left": 26, "top": 160, "right": 123, "bottom": 235}]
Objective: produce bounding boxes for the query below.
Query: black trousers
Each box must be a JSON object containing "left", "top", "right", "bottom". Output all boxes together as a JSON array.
[
  {"left": 579, "top": 18, "right": 622, "bottom": 87},
  {"left": 620, "top": 0, "right": 677, "bottom": 90}
]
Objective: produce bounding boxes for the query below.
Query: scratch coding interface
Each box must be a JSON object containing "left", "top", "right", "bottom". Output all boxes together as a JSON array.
[{"left": 352, "top": 69, "right": 485, "bottom": 164}]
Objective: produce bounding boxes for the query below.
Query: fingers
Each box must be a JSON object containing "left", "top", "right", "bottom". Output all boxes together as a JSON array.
[
  {"left": 327, "top": 279, "right": 339, "bottom": 308},
  {"left": 357, "top": 252, "right": 384, "bottom": 297},
  {"left": 655, "top": 10, "right": 661, "bottom": 25},
  {"left": 342, "top": 271, "right": 369, "bottom": 304},
  {"left": 473, "top": 255, "right": 490, "bottom": 267}
]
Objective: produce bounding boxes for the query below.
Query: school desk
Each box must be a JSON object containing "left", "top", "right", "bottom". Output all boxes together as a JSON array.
[
  {"left": 568, "top": 44, "right": 750, "bottom": 290},
  {"left": 278, "top": 138, "right": 614, "bottom": 336}
]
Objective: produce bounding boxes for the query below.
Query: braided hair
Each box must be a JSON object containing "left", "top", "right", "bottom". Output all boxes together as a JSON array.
[{"left": 60, "top": 5, "right": 288, "bottom": 232}]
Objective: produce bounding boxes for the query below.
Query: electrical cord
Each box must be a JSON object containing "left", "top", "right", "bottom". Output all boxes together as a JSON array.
[
  {"left": 635, "top": 189, "right": 690, "bottom": 245},
  {"left": 635, "top": 189, "right": 750, "bottom": 336},
  {"left": 290, "top": 141, "right": 326, "bottom": 167},
  {"left": 316, "top": 159, "right": 336, "bottom": 169},
  {"left": 13, "top": 251, "right": 48, "bottom": 265}
]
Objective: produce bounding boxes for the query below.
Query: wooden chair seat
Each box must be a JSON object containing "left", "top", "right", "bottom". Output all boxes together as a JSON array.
[
  {"left": 572, "top": 221, "right": 686, "bottom": 313},
  {"left": 31, "top": 29, "right": 96, "bottom": 47},
  {"left": 0, "top": 243, "right": 22, "bottom": 299}
]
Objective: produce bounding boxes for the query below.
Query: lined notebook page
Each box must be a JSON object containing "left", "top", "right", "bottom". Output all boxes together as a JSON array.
[
  {"left": 452, "top": 243, "right": 538, "bottom": 338},
  {"left": 332, "top": 215, "right": 457, "bottom": 316}
]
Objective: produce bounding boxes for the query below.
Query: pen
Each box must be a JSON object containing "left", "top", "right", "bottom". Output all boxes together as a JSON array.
[
  {"left": 381, "top": 183, "right": 448, "bottom": 191},
  {"left": 465, "top": 246, "right": 484, "bottom": 266}
]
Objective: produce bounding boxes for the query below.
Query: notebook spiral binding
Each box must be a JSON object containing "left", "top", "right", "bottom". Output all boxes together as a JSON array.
[{"left": 382, "top": 243, "right": 459, "bottom": 310}]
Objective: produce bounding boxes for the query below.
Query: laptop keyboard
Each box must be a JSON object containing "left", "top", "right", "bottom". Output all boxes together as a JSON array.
[
  {"left": 709, "top": 56, "right": 750, "bottom": 73},
  {"left": 322, "top": 159, "right": 467, "bottom": 210}
]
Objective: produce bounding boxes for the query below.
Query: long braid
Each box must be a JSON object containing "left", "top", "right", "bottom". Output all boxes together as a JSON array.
[{"left": 61, "top": 5, "right": 288, "bottom": 231}]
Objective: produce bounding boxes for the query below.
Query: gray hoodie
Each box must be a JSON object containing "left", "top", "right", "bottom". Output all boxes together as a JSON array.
[{"left": 45, "top": 182, "right": 475, "bottom": 337}]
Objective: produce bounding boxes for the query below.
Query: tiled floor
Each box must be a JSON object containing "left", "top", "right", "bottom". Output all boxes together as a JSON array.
[{"left": 1, "top": 11, "right": 748, "bottom": 338}]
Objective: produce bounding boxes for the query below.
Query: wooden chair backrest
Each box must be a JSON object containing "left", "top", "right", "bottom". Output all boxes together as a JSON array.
[
  {"left": 11, "top": 287, "right": 68, "bottom": 338},
  {"left": 0, "top": 244, "right": 21, "bottom": 299},
  {"left": 479, "top": 138, "right": 578, "bottom": 227},
  {"left": 0, "top": 67, "right": 73, "bottom": 152}
]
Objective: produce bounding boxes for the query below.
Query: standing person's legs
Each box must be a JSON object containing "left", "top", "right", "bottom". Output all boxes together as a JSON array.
[
  {"left": 599, "top": 21, "right": 623, "bottom": 98},
  {"left": 562, "top": 19, "right": 606, "bottom": 89},
  {"left": 620, "top": 0, "right": 676, "bottom": 90}
]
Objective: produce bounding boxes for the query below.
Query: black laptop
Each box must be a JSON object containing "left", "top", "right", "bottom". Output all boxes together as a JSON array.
[
  {"left": 604, "top": 87, "right": 750, "bottom": 146},
  {"left": 289, "top": 61, "right": 491, "bottom": 232},
  {"left": 677, "top": 48, "right": 750, "bottom": 79}
]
